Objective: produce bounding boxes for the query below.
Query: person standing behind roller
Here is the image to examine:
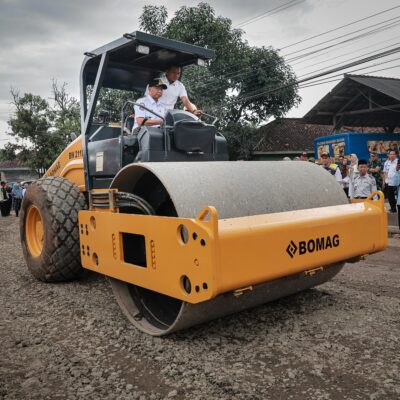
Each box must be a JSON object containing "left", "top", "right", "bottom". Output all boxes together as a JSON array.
[
  {"left": 368, "top": 152, "right": 383, "bottom": 191},
  {"left": 0, "top": 181, "right": 10, "bottom": 217},
  {"left": 348, "top": 153, "right": 359, "bottom": 179},
  {"left": 349, "top": 159, "right": 377, "bottom": 199},
  {"left": 11, "top": 183, "right": 23, "bottom": 217},
  {"left": 299, "top": 152, "right": 308, "bottom": 161},
  {"left": 348, "top": 153, "right": 359, "bottom": 198},
  {"left": 338, "top": 156, "right": 350, "bottom": 197},
  {"left": 149, "top": 65, "right": 200, "bottom": 115},
  {"left": 393, "top": 160, "right": 400, "bottom": 229},
  {"left": 383, "top": 150, "right": 398, "bottom": 213},
  {"left": 320, "top": 151, "right": 342, "bottom": 182}
]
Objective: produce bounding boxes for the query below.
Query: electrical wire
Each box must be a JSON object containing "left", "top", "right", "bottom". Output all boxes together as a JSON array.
[
  {"left": 290, "top": 32, "right": 400, "bottom": 67},
  {"left": 280, "top": 4, "right": 400, "bottom": 50},
  {"left": 234, "top": 0, "right": 305, "bottom": 28},
  {"left": 360, "top": 62, "right": 400, "bottom": 75},
  {"left": 234, "top": 0, "right": 304, "bottom": 28},
  {"left": 192, "top": 39, "right": 400, "bottom": 101},
  {"left": 283, "top": 15, "right": 400, "bottom": 57},
  {"left": 285, "top": 19, "right": 400, "bottom": 62},
  {"left": 297, "top": 46, "right": 400, "bottom": 80},
  {"left": 190, "top": 20, "right": 400, "bottom": 96},
  {"left": 220, "top": 48, "right": 400, "bottom": 106},
  {"left": 181, "top": 7, "right": 400, "bottom": 98}
]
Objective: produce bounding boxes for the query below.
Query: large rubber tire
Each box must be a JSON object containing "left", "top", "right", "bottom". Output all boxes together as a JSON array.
[{"left": 20, "top": 176, "right": 87, "bottom": 282}]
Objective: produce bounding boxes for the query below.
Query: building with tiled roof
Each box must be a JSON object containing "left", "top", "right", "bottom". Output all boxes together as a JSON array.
[
  {"left": 0, "top": 159, "right": 36, "bottom": 182},
  {"left": 252, "top": 118, "right": 399, "bottom": 160}
]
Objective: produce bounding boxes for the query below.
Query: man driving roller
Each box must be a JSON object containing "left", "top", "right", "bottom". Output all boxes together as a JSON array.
[
  {"left": 146, "top": 65, "right": 200, "bottom": 116},
  {"left": 134, "top": 78, "right": 167, "bottom": 129}
]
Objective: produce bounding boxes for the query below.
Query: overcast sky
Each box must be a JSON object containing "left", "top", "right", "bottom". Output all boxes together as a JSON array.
[{"left": 1, "top": 0, "right": 400, "bottom": 145}]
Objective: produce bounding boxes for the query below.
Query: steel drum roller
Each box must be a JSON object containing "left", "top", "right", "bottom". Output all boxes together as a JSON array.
[{"left": 110, "top": 161, "right": 348, "bottom": 336}]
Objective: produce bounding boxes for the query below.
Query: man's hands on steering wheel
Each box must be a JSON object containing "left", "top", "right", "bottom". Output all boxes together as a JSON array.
[
  {"left": 193, "top": 110, "right": 202, "bottom": 117},
  {"left": 139, "top": 118, "right": 148, "bottom": 128}
]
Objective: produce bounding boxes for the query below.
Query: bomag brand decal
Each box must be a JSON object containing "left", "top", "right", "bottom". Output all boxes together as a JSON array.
[
  {"left": 48, "top": 161, "right": 61, "bottom": 176},
  {"left": 286, "top": 235, "right": 340, "bottom": 258},
  {"left": 68, "top": 150, "right": 83, "bottom": 159}
]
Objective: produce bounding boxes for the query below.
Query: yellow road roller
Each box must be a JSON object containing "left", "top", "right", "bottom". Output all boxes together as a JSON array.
[{"left": 20, "top": 31, "right": 387, "bottom": 336}]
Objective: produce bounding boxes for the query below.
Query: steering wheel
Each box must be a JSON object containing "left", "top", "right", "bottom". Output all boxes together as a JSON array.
[{"left": 139, "top": 117, "right": 149, "bottom": 129}]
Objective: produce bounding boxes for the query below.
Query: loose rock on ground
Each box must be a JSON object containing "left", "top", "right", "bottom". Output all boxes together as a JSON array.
[{"left": 1, "top": 217, "right": 399, "bottom": 399}]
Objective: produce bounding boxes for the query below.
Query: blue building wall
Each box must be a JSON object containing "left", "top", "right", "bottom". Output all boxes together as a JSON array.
[{"left": 314, "top": 132, "right": 400, "bottom": 162}]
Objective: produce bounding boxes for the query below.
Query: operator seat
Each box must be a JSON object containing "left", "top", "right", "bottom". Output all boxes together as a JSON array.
[
  {"left": 173, "top": 120, "right": 216, "bottom": 153},
  {"left": 165, "top": 110, "right": 216, "bottom": 153}
]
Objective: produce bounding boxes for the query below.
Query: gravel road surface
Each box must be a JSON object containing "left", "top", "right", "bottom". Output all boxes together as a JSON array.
[{"left": 1, "top": 216, "right": 399, "bottom": 399}]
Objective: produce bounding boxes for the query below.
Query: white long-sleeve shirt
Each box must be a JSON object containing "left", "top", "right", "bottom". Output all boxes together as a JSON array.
[{"left": 383, "top": 158, "right": 398, "bottom": 186}]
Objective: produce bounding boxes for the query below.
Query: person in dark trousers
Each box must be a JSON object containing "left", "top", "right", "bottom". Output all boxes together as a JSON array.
[
  {"left": 394, "top": 161, "right": 400, "bottom": 230},
  {"left": 368, "top": 152, "right": 383, "bottom": 191},
  {"left": 338, "top": 156, "right": 350, "bottom": 197},
  {"left": 383, "top": 150, "right": 399, "bottom": 213},
  {"left": 0, "top": 181, "right": 10, "bottom": 217},
  {"left": 5, "top": 182, "right": 12, "bottom": 215},
  {"left": 11, "top": 183, "right": 23, "bottom": 217}
]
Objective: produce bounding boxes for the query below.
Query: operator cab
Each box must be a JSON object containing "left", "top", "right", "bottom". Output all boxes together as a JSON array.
[
  {"left": 81, "top": 31, "right": 228, "bottom": 189},
  {"left": 122, "top": 108, "right": 227, "bottom": 164}
]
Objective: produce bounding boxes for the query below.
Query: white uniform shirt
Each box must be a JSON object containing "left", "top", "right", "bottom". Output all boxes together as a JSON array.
[
  {"left": 349, "top": 173, "right": 377, "bottom": 198},
  {"left": 145, "top": 75, "right": 188, "bottom": 110},
  {"left": 383, "top": 158, "right": 398, "bottom": 185},
  {"left": 133, "top": 95, "right": 166, "bottom": 128}
]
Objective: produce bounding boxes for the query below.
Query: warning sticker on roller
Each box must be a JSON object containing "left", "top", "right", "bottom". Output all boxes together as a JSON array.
[{"left": 96, "top": 152, "right": 104, "bottom": 172}]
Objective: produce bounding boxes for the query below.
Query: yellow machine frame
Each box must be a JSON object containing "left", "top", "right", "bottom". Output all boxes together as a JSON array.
[{"left": 79, "top": 191, "right": 387, "bottom": 304}]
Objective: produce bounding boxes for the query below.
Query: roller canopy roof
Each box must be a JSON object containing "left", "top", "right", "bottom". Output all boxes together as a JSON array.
[
  {"left": 303, "top": 74, "right": 400, "bottom": 130},
  {"left": 81, "top": 31, "right": 215, "bottom": 92}
]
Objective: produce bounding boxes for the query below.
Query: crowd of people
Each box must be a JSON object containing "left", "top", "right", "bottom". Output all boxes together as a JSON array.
[
  {"left": 0, "top": 181, "right": 29, "bottom": 217},
  {"left": 285, "top": 150, "right": 400, "bottom": 228}
]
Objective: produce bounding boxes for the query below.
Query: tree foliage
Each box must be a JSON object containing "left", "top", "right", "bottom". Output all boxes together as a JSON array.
[
  {"left": 3, "top": 83, "right": 80, "bottom": 174},
  {"left": 139, "top": 5, "right": 168, "bottom": 36},
  {"left": 51, "top": 80, "right": 80, "bottom": 137},
  {"left": 96, "top": 88, "right": 139, "bottom": 122},
  {"left": 139, "top": 2, "right": 300, "bottom": 158}
]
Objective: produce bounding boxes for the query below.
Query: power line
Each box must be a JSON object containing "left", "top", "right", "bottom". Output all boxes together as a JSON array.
[
  {"left": 235, "top": 45, "right": 400, "bottom": 100},
  {"left": 296, "top": 57, "right": 400, "bottom": 89},
  {"left": 292, "top": 34, "right": 400, "bottom": 70},
  {"left": 193, "top": 36, "right": 400, "bottom": 101},
  {"left": 280, "top": 4, "right": 400, "bottom": 50},
  {"left": 234, "top": 0, "right": 305, "bottom": 28},
  {"left": 317, "top": 55, "right": 400, "bottom": 78},
  {"left": 191, "top": 18, "right": 400, "bottom": 96},
  {"left": 285, "top": 18, "right": 400, "bottom": 61},
  {"left": 207, "top": 3, "right": 396, "bottom": 79},
  {"left": 352, "top": 62, "right": 400, "bottom": 76},
  {"left": 283, "top": 15, "right": 400, "bottom": 57},
  {"left": 298, "top": 77, "right": 343, "bottom": 89},
  {"left": 225, "top": 46, "right": 400, "bottom": 105},
  {"left": 297, "top": 46, "right": 400, "bottom": 79},
  {"left": 184, "top": 6, "right": 400, "bottom": 98},
  {"left": 217, "top": 20, "right": 400, "bottom": 97}
]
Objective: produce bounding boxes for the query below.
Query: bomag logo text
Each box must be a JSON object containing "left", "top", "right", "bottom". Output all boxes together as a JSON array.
[{"left": 286, "top": 235, "right": 340, "bottom": 258}]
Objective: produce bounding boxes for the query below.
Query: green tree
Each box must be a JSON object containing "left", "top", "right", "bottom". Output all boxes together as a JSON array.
[
  {"left": 97, "top": 88, "right": 137, "bottom": 122},
  {"left": 4, "top": 83, "right": 80, "bottom": 175},
  {"left": 139, "top": 2, "right": 300, "bottom": 158},
  {"left": 86, "top": 86, "right": 142, "bottom": 123},
  {"left": 139, "top": 5, "right": 168, "bottom": 36},
  {"left": 51, "top": 80, "right": 80, "bottom": 138}
]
